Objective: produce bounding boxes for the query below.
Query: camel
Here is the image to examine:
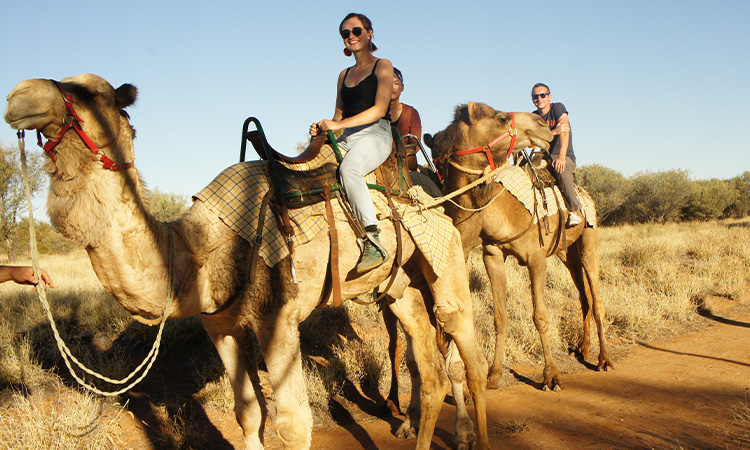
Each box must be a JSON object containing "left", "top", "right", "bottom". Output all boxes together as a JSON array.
[
  {"left": 4, "top": 74, "right": 490, "bottom": 450},
  {"left": 417, "top": 102, "right": 614, "bottom": 391}
]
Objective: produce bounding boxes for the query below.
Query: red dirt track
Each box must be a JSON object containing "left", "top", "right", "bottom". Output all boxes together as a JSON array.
[{"left": 117, "top": 299, "right": 750, "bottom": 449}]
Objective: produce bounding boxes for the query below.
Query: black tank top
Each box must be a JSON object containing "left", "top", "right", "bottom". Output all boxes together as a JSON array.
[{"left": 341, "top": 59, "right": 391, "bottom": 121}]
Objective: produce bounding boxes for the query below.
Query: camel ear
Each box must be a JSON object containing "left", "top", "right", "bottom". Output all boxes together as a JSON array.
[
  {"left": 424, "top": 133, "right": 434, "bottom": 148},
  {"left": 115, "top": 84, "right": 138, "bottom": 109},
  {"left": 467, "top": 101, "right": 479, "bottom": 124}
]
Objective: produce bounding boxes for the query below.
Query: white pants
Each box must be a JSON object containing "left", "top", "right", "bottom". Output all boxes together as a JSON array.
[{"left": 337, "top": 119, "right": 392, "bottom": 228}]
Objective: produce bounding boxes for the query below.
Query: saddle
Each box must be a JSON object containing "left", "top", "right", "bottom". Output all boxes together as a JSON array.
[
  {"left": 239, "top": 117, "right": 414, "bottom": 308},
  {"left": 515, "top": 147, "right": 571, "bottom": 254}
]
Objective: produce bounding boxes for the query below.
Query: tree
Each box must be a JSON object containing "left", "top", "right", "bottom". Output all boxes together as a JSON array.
[
  {"left": 682, "top": 178, "right": 739, "bottom": 221},
  {"left": 15, "top": 218, "right": 76, "bottom": 255},
  {"left": 726, "top": 171, "right": 750, "bottom": 218},
  {"left": 0, "top": 141, "right": 46, "bottom": 260},
  {"left": 623, "top": 169, "right": 693, "bottom": 223},
  {"left": 576, "top": 164, "right": 629, "bottom": 225},
  {"left": 149, "top": 187, "right": 190, "bottom": 222}
]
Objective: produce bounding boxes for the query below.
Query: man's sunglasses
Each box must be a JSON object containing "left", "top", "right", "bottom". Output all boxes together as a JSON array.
[
  {"left": 532, "top": 92, "right": 550, "bottom": 100},
  {"left": 340, "top": 27, "right": 363, "bottom": 39}
]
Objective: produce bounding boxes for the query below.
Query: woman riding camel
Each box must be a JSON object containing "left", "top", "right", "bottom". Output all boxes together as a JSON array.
[{"left": 310, "top": 12, "right": 394, "bottom": 274}]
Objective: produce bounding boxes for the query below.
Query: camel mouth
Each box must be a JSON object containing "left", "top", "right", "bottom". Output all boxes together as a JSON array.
[
  {"left": 529, "top": 136, "right": 551, "bottom": 151},
  {"left": 4, "top": 109, "right": 54, "bottom": 130}
]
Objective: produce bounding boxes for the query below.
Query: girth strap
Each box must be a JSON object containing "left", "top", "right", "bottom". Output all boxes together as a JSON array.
[{"left": 323, "top": 185, "right": 342, "bottom": 307}]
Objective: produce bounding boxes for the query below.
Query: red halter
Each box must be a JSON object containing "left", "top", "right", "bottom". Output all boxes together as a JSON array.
[
  {"left": 37, "top": 80, "right": 134, "bottom": 171},
  {"left": 433, "top": 112, "right": 518, "bottom": 173}
]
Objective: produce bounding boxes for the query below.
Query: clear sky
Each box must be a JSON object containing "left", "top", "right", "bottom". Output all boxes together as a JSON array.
[{"left": 2, "top": 0, "right": 748, "bottom": 212}]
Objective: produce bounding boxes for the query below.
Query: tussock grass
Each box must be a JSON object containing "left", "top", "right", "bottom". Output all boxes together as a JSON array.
[
  {"left": 0, "top": 386, "right": 121, "bottom": 450},
  {"left": 730, "top": 395, "right": 750, "bottom": 447},
  {"left": 1, "top": 219, "right": 749, "bottom": 447}
]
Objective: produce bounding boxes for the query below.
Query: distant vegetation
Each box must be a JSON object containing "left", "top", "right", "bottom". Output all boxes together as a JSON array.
[{"left": 577, "top": 165, "right": 750, "bottom": 225}]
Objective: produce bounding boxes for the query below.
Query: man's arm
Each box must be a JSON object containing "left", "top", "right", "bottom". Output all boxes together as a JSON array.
[{"left": 552, "top": 113, "right": 570, "bottom": 173}]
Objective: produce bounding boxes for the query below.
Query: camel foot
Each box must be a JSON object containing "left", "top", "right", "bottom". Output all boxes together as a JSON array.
[
  {"left": 385, "top": 398, "right": 401, "bottom": 416},
  {"left": 395, "top": 420, "right": 418, "bottom": 440},
  {"left": 542, "top": 367, "right": 563, "bottom": 391},
  {"left": 487, "top": 370, "right": 503, "bottom": 390},
  {"left": 455, "top": 416, "right": 477, "bottom": 450},
  {"left": 597, "top": 357, "right": 615, "bottom": 372}
]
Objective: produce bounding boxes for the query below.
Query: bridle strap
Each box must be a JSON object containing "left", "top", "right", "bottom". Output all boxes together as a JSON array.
[
  {"left": 434, "top": 112, "right": 518, "bottom": 174},
  {"left": 37, "top": 80, "right": 135, "bottom": 172}
]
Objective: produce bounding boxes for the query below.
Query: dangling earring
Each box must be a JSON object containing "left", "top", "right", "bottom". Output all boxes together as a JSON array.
[{"left": 343, "top": 48, "right": 352, "bottom": 57}]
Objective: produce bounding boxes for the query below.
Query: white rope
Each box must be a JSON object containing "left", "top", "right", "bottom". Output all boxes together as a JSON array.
[
  {"left": 17, "top": 131, "right": 172, "bottom": 397},
  {"left": 417, "top": 162, "right": 508, "bottom": 210}
]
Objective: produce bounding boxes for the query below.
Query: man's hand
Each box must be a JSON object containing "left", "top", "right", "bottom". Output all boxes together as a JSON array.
[{"left": 553, "top": 156, "right": 566, "bottom": 173}]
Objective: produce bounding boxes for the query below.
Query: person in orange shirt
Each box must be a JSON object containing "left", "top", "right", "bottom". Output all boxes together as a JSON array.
[{"left": 390, "top": 67, "right": 422, "bottom": 170}]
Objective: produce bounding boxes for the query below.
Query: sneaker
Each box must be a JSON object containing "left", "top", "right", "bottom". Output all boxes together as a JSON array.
[
  {"left": 567, "top": 211, "right": 582, "bottom": 228},
  {"left": 356, "top": 231, "right": 388, "bottom": 274}
]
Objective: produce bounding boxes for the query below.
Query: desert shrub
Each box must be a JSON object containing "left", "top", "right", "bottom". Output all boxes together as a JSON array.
[
  {"left": 620, "top": 169, "right": 694, "bottom": 223},
  {"left": 725, "top": 171, "right": 750, "bottom": 218},
  {"left": 13, "top": 218, "right": 76, "bottom": 255},
  {"left": 681, "top": 178, "right": 739, "bottom": 221},
  {"left": 577, "top": 164, "right": 629, "bottom": 225},
  {"left": 149, "top": 187, "right": 190, "bottom": 222}
]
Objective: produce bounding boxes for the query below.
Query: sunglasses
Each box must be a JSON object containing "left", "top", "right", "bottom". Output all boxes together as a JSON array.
[
  {"left": 340, "top": 27, "right": 363, "bottom": 39},
  {"left": 532, "top": 92, "right": 550, "bottom": 100}
]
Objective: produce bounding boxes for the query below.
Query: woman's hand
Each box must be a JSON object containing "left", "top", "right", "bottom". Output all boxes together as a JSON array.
[
  {"left": 309, "top": 122, "right": 319, "bottom": 136},
  {"left": 317, "top": 119, "right": 343, "bottom": 133}
]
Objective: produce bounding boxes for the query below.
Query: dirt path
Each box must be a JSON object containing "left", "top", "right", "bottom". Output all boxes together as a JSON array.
[{"left": 117, "top": 300, "right": 750, "bottom": 449}]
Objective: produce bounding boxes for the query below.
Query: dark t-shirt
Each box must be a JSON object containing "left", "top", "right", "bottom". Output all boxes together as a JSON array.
[{"left": 532, "top": 102, "right": 575, "bottom": 163}]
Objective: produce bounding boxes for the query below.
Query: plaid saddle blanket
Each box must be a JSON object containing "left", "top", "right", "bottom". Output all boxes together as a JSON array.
[
  {"left": 193, "top": 161, "right": 457, "bottom": 277},
  {"left": 492, "top": 165, "right": 597, "bottom": 227}
]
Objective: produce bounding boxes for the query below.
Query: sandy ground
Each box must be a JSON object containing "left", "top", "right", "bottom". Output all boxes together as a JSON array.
[{"left": 115, "top": 298, "right": 750, "bottom": 450}]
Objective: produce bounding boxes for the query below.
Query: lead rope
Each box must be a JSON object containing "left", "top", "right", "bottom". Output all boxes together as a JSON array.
[
  {"left": 17, "top": 130, "right": 173, "bottom": 397},
  {"left": 417, "top": 162, "right": 508, "bottom": 212}
]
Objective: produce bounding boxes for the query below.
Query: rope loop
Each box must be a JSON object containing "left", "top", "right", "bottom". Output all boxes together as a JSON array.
[{"left": 17, "top": 131, "right": 173, "bottom": 397}]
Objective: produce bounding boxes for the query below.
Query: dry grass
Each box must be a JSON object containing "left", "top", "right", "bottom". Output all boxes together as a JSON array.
[
  {"left": 730, "top": 395, "right": 750, "bottom": 448},
  {"left": 1, "top": 219, "right": 749, "bottom": 447}
]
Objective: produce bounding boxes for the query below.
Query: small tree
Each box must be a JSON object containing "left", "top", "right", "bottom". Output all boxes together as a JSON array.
[
  {"left": 149, "top": 187, "right": 190, "bottom": 222},
  {"left": 623, "top": 169, "right": 693, "bottom": 223},
  {"left": 682, "top": 178, "right": 739, "bottom": 221},
  {"left": 0, "top": 141, "right": 46, "bottom": 260},
  {"left": 576, "top": 164, "right": 629, "bottom": 225},
  {"left": 726, "top": 171, "right": 750, "bottom": 218},
  {"left": 15, "top": 218, "right": 76, "bottom": 255}
]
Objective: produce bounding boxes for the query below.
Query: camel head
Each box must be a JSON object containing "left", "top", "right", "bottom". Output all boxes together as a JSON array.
[
  {"left": 424, "top": 102, "right": 552, "bottom": 176},
  {"left": 5, "top": 74, "right": 138, "bottom": 178}
]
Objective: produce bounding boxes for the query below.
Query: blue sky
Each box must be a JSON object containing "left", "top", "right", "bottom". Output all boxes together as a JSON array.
[{"left": 2, "top": 0, "right": 748, "bottom": 213}]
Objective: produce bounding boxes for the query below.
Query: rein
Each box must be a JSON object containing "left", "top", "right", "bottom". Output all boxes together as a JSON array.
[
  {"left": 433, "top": 112, "right": 517, "bottom": 176},
  {"left": 37, "top": 80, "right": 134, "bottom": 171},
  {"left": 16, "top": 130, "right": 171, "bottom": 396}
]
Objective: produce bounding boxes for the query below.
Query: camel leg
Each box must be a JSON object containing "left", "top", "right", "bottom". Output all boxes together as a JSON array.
[
  {"left": 381, "top": 302, "right": 404, "bottom": 415},
  {"left": 387, "top": 289, "right": 446, "bottom": 450},
  {"left": 560, "top": 242, "right": 593, "bottom": 360},
  {"left": 394, "top": 326, "right": 423, "bottom": 440},
  {"left": 253, "top": 304, "right": 313, "bottom": 450},
  {"left": 527, "top": 251, "right": 562, "bottom": 391},
  {"left": 426, "top": 237, "right": 490, "bottom": 450},
  {"left": 483, "top": 244, "right": 508, "bottom": 389},
  {"left": 581, "top": 227, "right": 614, "bottom": 371},
  {"left": 202, "top": 318, "right": 265, "bottom": 450},
  {"left": 444, "top": 339, "right": 477, "bottom": 450}
]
